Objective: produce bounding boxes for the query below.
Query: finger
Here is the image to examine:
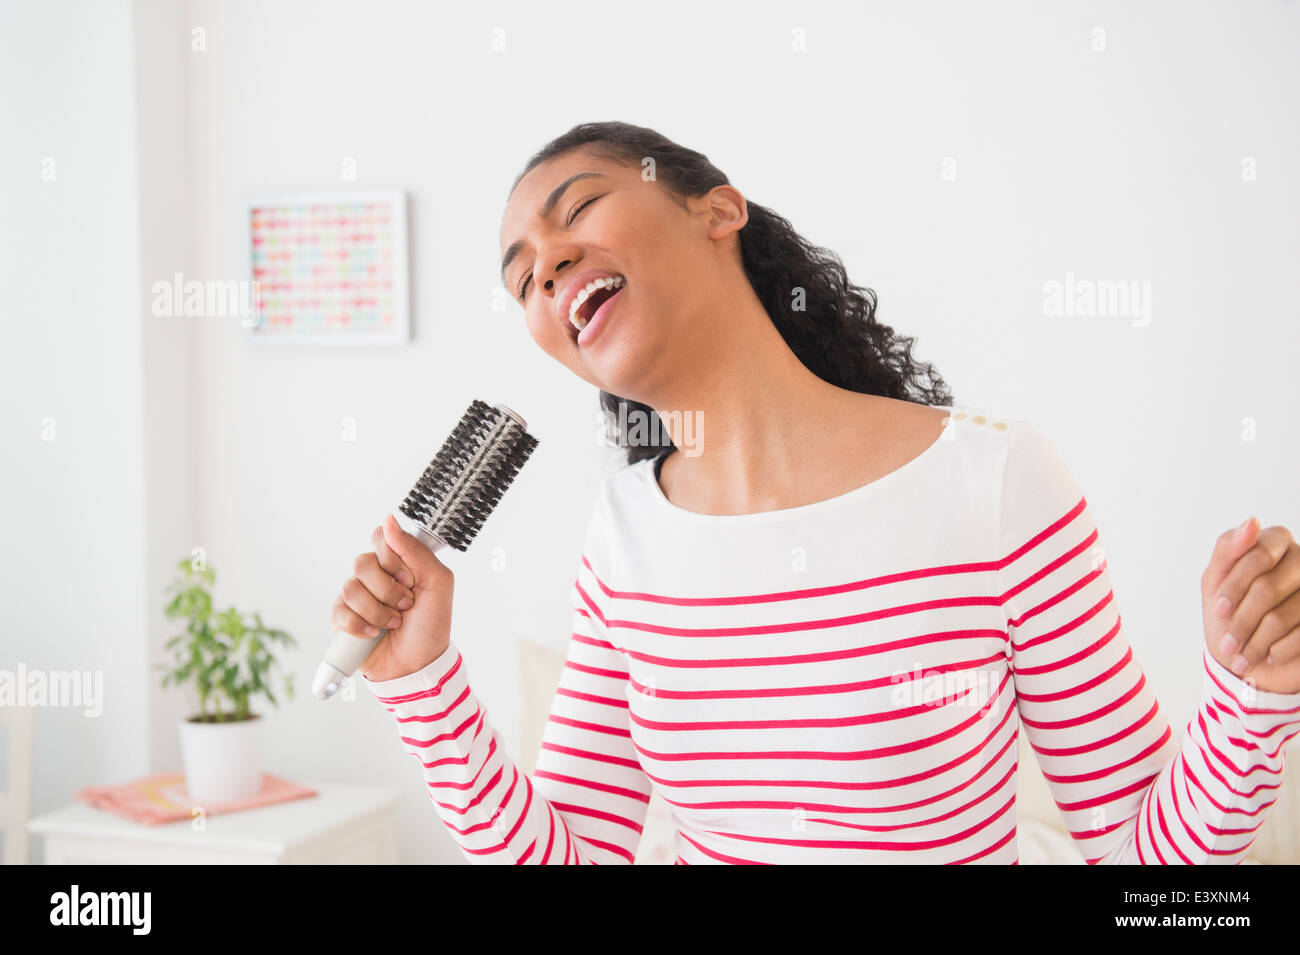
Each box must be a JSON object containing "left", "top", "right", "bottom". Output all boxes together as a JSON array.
[
  {"left": 1220, "top": 534, "right": 1297, "bottom": 652},
  {"left": 331, "top": 595, "right": 382, "bottom": 639},
  {"left": 1203, "top": 516, "right": 1261, "bottom": 604},
  {"left": 354, "top": 551, "right": 415, "bottom": 611},
  {"left": 1213, "top": 530, "right": 1292, "bottom": 630},
  {"left": 1233, "top": 579, "right": 1300, "bottom": 676},
  {"left": 1262, "top": 622, "right": 1300, "bottom": 667},
  {"left": 371, "top": 523, "right": 414, "bottom": 589},
  {"left": 1219, "top": 543, "right": 1299, "bottom": 673},
  {"left": 381, "top": 512, "right": 447, "bottom": 587},
  {"left": 341, "top": 576, "right": 403, "bottom": 631},
  {"left": 1210, "top": 525, "right": 1293, "bottom": 620}
]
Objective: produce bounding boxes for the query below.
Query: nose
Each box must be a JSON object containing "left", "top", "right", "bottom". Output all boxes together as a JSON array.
[{"left": 542, "top": 258, "right": 574, "bottom": 295}]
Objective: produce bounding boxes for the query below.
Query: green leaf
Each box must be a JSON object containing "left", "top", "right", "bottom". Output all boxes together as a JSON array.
[{"left": 158, "top": 554, "right": 297, "bottom": 713}]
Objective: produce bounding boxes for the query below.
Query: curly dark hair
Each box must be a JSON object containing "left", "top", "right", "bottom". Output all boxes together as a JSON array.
[{"left": 510, "top": 121, "right": 954, "bottom": 466}]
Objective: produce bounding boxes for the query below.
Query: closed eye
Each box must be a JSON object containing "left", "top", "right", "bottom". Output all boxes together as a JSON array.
[
  {"left": 517, "top": 195, "right": 603, "bottom": 301},
  {"left": 566, "top": 194, "right": 600, "bottom": 225}
]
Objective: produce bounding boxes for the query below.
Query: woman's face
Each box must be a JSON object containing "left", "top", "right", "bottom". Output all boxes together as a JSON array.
[{"left": 499, "top": 148, "right": 741, "bottom": 401}]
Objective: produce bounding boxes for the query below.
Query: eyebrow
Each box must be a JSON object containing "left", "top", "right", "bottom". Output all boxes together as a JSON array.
[{"left": 500, "top": 171, "right": 608, "bottom": 286}]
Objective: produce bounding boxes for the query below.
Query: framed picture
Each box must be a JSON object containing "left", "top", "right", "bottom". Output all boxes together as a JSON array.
[{"left": 243, "top": 189, "right": 409, "bottom": 344}]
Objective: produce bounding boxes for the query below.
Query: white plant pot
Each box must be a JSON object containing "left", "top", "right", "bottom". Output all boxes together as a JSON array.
[{"left": 178, "top": 714, "right": 264, "bottom": 804}]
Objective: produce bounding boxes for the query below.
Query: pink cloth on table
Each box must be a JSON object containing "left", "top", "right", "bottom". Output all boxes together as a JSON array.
[{"left": 74, "top": 773, "right": 317, "bottom": 825}]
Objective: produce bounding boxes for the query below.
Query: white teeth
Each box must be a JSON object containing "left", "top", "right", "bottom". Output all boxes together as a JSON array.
[{"left": 568, "top": 275, "right": 625, "bottom": 332}]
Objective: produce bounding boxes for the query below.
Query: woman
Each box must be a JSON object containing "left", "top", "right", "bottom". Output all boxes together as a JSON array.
[{"left": 332, "top": 121, "right": 1300, "bottom": 864}]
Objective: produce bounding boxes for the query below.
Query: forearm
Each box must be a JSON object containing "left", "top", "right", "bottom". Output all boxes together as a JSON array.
[
  {"left": 362, "top": 640, "right": 588, "bottom": 863},
  {"left": 1094, "top": 649, "right": 1300, "bottom": 864}
]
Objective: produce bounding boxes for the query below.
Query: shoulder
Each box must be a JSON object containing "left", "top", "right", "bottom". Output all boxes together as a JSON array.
[
  {"left": 596, "top": 452, "right": 661, "bottom": 505},
  {"left": 921, "top": 401, "right": 1027, "bottom": 445},
  {"left": 988, "top": 411, "right": 1080, "bottom": 497},
  {"left": 929, "top": 401, "right": 1085, "bottom": 521},
  {"left": 580, "top": 454, "right": 660, "bottom": 543},
  {"left": 926, "top": 401, "right": 1024, "bottom": 471},
  {"left": 573, "top": 456, "right": 661, "bottom": 602},
  {"left": 933, "top": 403, "right": 1068, "bottom": 472},
  {"left": 958, "top": 408, "right": 1092, "bottom": 555}
]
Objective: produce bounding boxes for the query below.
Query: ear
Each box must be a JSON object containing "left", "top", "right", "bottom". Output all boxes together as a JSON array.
[{"left": 704, "top": 184, "right": 748, "bottom": 240}]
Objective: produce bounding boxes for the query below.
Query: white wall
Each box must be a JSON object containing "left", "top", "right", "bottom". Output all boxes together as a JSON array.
[
  {"left": 182, "top": 0, "right": 1300, "bottom": 863},
  {"left": 4, "top": 0, "right": 1298, "bottom": 864},
  {"left": 0, "top": 0, "right": 154, "bottom": 843},
  {"left": 0, "top": 0, "right": 195, "bottom": 861},
  {"left": 183, "top": 0, "right": 614, "bottom": 863},
  {"left": 133, "top": 0, "right": 200, "bottom": 800}
]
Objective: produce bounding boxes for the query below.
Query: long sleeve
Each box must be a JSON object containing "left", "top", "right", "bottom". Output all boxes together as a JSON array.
[
  {"left": 997, "top": 419, "right": 1300, "bottom": 864},
  {"left": 361, "top": 486, "right": 653, "bottom": 864}
]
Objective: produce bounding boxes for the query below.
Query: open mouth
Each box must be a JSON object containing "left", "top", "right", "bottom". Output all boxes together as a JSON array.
[{"left": 568, "top": 276, "right": 626, "bottom": 338}]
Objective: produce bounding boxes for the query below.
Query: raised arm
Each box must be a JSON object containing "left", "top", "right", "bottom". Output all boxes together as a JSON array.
[
  {"left": 358, "top": 491, "right": 653, "bottom": 863},
  {"left": 996, "top": 419, "right": 1300, "bottom": 864}
]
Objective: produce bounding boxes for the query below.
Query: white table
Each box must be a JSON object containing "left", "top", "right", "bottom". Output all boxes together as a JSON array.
[{"left": 27, "top": 781, "right": 401, "bottom": 864}]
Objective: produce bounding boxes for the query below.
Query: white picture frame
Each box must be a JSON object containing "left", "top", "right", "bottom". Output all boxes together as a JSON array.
[{"left": 243, "top": 189, "right": 410, "bottom": 345}]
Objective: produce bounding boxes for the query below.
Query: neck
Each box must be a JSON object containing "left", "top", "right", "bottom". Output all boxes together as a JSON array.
[{"left": 631, "top": 286, "right": 869, "bottom": 514}]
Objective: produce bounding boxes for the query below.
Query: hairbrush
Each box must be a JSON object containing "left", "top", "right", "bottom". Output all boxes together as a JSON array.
[{"left": 311, "top": 400, "right": 539, "bottom": 700}]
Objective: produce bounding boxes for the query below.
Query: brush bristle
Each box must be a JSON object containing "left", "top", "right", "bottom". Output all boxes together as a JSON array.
[{"left": 397, "top": 399, "right": 539, "bottom": 552}]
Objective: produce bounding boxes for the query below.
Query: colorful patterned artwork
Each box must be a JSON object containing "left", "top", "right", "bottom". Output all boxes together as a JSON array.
[{"left": 245, "top": 190, "right": 409, "bottom": 344}]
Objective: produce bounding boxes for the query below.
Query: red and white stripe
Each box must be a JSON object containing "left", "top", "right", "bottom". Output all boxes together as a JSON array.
[{"left": 365, "top": 414, "right": 1300, "bottom": 863}]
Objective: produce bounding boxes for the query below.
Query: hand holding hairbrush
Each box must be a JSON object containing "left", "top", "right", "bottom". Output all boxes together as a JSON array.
[{"left": 313, "top": 400, "right": 539, "bottom": 700}]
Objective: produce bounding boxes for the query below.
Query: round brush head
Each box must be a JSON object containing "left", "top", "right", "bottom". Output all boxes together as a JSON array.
[{"left": 397, "top": 400, "right": 539, "bottom": 552}]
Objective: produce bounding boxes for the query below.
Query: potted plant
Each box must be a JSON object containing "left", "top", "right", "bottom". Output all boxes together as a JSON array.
[{"left": 157, "top": 557, "right": 297, "bottom": 803}]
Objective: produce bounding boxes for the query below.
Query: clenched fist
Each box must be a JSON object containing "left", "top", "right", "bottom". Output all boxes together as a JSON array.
[
  {"left": 330, "top": 514, "right": 455, "bottom": 683},
  {"left": 1202, "top": 516, "right": 1300, "bottom": 695}
]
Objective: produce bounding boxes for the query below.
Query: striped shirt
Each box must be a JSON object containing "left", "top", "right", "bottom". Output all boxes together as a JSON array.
[{"left": 363, "top": 404, "right": 1300, "bottom": 864}]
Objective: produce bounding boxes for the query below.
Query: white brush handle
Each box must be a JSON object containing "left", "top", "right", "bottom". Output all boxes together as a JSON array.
[{"left": 311, "top": 511, "right": 448, "bottom": 700}]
